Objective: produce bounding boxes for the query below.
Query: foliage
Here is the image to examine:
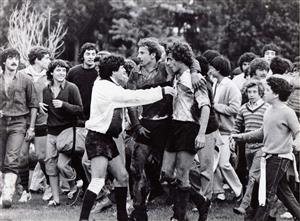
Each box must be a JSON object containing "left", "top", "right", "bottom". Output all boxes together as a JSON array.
[
  {"left": 0, "top": 0, "right": 299, "bottom": 65},
  {"left": 7, "top": 0, "right": 67, "bottom": 64}
]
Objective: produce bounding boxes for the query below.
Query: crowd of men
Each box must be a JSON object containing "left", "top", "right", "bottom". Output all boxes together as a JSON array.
[{"left": 0, "top": 38, "right": 300, "bottom": 221}]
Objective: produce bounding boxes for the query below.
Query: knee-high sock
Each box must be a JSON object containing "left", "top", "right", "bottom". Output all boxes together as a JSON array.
[
  {"left": 79, "top": 178, "right": 105, "bottom": 220},
  {"left": 115, "top": 187, "right": 128, "bottom": 221},
  {"left": 39, "top": 160, "right": 50, "bottom": 185},
  {"left": 19, "top": 168, "right": 29, "bottom": 192}
]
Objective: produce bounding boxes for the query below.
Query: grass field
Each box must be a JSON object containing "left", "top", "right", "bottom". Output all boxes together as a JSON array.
[{"left": 0, "top": 191, "right": 288, "bottom": 221}]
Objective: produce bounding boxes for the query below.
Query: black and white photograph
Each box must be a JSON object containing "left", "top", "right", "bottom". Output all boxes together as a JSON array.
[{"left": 0, "top": 0, "right": 299, "bottom": 220}]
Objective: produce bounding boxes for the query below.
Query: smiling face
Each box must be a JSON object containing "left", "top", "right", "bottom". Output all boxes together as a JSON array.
[
  {"left": 4, "top": 56, "right": 19, "bottom": 72},
  {"left": 83, "top": 49, "right": 97, "bottom": 68},
  {"left": 51, "top": 66, "right": 67, "bottom": 83}
]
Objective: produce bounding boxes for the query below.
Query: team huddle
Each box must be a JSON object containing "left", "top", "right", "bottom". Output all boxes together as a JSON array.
[{"left": 0, "top": 38, "right": 299, "bottom": 221}]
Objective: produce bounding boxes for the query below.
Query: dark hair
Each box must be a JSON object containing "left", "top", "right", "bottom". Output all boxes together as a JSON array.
[
  {"left": 262, "top": 43, "right": 280, "bottom": 56},
  {"left": 202, "top": 49, "right": 221, "bottom": 64},
  {"left": 46, "top": 59, "right": 69, "bottom": 83},
  {"left": 270, "top": 56, "right": 292, "bottom": 75},
  {"left": 166, "top": 41, "right": 194, "bottom": 67},
  {"left": 28, "top": 46, "right": 50, "bottom": 65},
  {"left": 138, "top": 38, "right": 162, "bottom": 61},
  {"left": 238, "top": 52, "right": 257, "bottom": 72},
  {"left": 98, "top": 55, "right": 125, "bottom": 80},
  {"left": 211, "top": 55, "right": 231, "bottom": 77},
  {"left": 79, "top": 42, "right": 98, "bottom": 62},
  {"left": 249, "top": 58, "right": 269, "bottom": 78},
  {"left": 0, "top": 48, "right": 20, "bottom": 70},
  {"left": 266, "top": 76, "right": 293, "bottom": 101},
  {"left": 124, "top": 59, "right": 137, "bottom": 76},
  {"left": 243, "top": 79, "right": 265, "bottom": 97},
  {"left": 196, "top": 55, "right": 209, "bottom": 76}
]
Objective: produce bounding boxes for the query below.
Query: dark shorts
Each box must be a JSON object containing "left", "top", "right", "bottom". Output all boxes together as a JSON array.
[
  {"left": 85, "top": 130, "right": 119, "bottom": 161},
  {"left": 35, "top": 125, "right": 48, "bottom": 137},
  {"left": 135, "top": 118, "right": 171, "bottom": 149},
  {"left": 165, "top": 120, "right": 200, "bottom": 154}
]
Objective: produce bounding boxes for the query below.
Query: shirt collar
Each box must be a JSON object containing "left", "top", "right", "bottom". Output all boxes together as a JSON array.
[
  {"left": 248, "top": 98, "right": 264, "bottom": 110},
  {"left": 137, "top": 61, "right": 160, "bottom": 75}
]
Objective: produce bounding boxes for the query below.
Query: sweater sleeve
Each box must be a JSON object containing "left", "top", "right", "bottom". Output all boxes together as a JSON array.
[
  {"left": 61, "top": 84, "right": 83, "bottom": 115},
  {"left": 242, "top": 127, "right": 264, "bottom": 143},
  {"left": 110, "top": 85, "right": 163, "bottom": 108},
  {"left": 232, "top": 107, "right": 245, "bottom": 134}
]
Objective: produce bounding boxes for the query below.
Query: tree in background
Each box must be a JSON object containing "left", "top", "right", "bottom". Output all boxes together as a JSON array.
[
  {"left": 0, "top": 0, "right": 299, "bottom": 65},
  {"left": 7, "top": 0, "right": 67, "bottom": 65}
]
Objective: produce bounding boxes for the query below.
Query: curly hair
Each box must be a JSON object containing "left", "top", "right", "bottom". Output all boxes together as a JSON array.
[
  {"left": 243, "top": 79, "right": 265, "bottom": 98},
  {"left": 46, "top": 59, "right": 69, "bottom": 84},
  {"left": 79, "top": 42, "right": 98, "bottom": 62},
  {"left": 262, "top": 43, "right": 280, "bottom": 56},
  {"left": 166, "top": 41, "right": 194, "bottom": 67},
  {"left": 138, "top": 38, "right": 162, "bottom": 61},
  {"left": 28, "top": 46, "right": 51, "bottom": 65},
  {"left": 238, "top": 52, "right": 257, "bottom": 72},
  {"left": 0, "top": 48, "right": 20, "bottom": 70},
  {"left": 267, "top": 76, "right": 293, "bottom": 101},
  {"left": 248, "top": 58, "right": 269, "bottom": 78},
  {"left": 98, "top": 54, "right": 125, "bottom": 80},
  {"left": 270, "top": 56, "right": 292, "bottom": 75},
  {"left": 210, "top": 55, "right": 231, "bottom": 77}
]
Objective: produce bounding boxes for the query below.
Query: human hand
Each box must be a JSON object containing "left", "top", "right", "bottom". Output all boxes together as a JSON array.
[
  {"left": 0, "top": 110, "right": 3, "bottom": 118},
  {"left": 163, "top": 86, "right": 175, "bottom": 96},
  {"left": 52, "top": 99, "right": 63, "bottom": 108},
  {"left": 39, "top": 102, "right": 48, "bottom": 114},
  {"left": 191, "top": 72, "right": 205, "bottom": 89},
  {"left": 137, "top": 126, "right": 151, "bottom": 139},
  {"left": 25, "top": 128, "right": 35, "bottom": 141},
  {"left": 195, "top": 133, "right": 206, "bottom": 149}
]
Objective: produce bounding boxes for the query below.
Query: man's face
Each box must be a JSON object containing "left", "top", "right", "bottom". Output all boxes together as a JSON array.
[
  {"left": 242, "top": 62, "right": 250, "bottom": 73},
  {"left": 208, "top": 66, "right": 219, "bottom": 78},
  {"left": 83, "top": 49, "right": 97, "bottom": 67},
  {"left": 263, "top": 83, "right": 276, "bottom": 104},
  {"left": 51, "top": 66, "right": 67, "bottom": 83},
  {"left": 36, "top": 54, "right": 51, "bottom": 70},
  {"left": 137, "top": 46, "right": 153, "bottom": 67},
  {"left": 247, "top": 85, "right": 261, "bottom": 103},
  {"left": 254, "top": 69, "right": 268, "bottom": 80},
  {"left": 264, "top": 50, "right": 276, "bottom": 64},
  {"left": 166, "top": 53, "right": 180, "bottom": 74},
  {"left": 112, "top": 65, "right": 128, "bottom": 87},
  {"left": 4, "top": 56, "right": 19, "bottom": 72}
]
